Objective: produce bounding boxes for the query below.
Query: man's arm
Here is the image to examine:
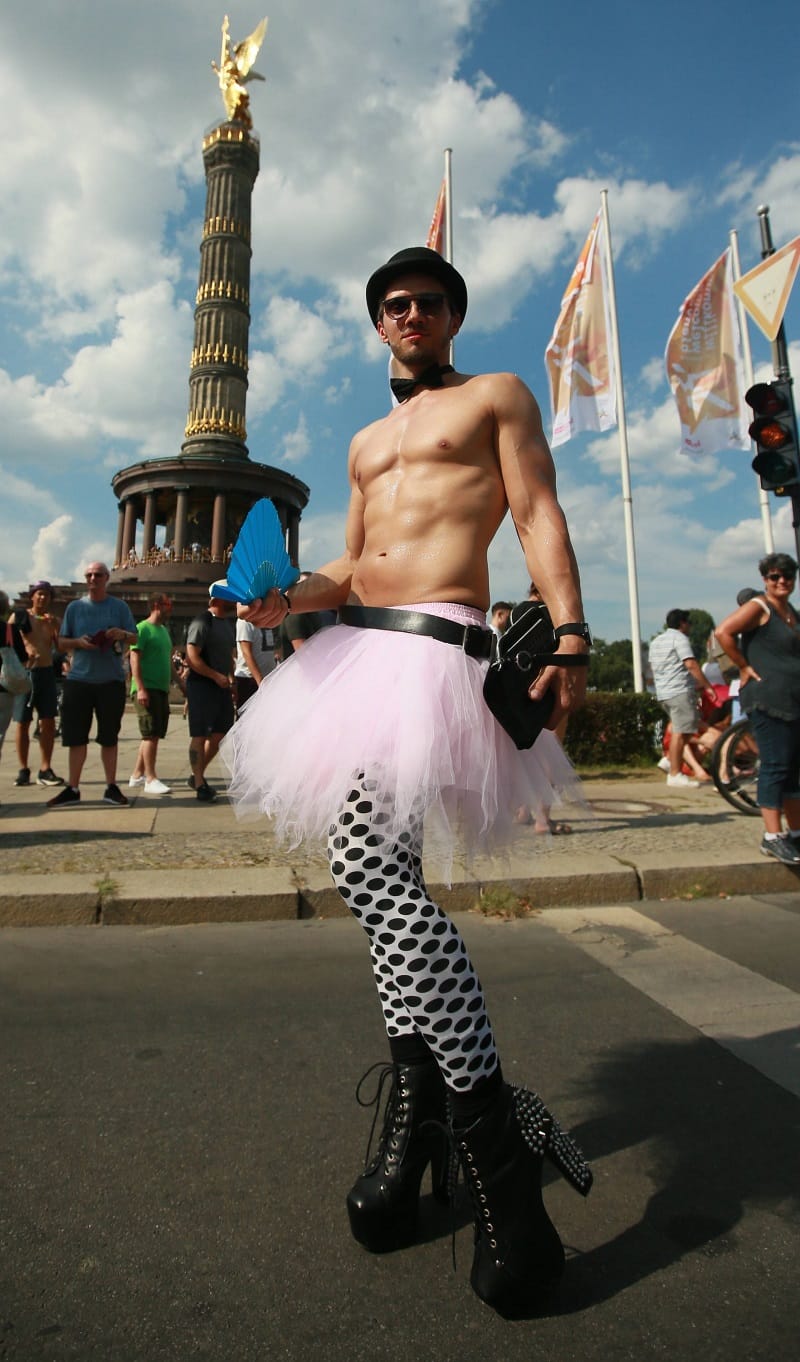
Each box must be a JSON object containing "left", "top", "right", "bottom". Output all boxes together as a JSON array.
[
  {"left": 493, "top": 374, "right": 587, "bottom": 724},
  {"left": 16, "top": 611, "right": 38, "bottom": 664},
  {"left": 238, "top": 638, "right": 262, "bottom": 686},
  {"left": 57, "top": 605, "right": 95, "bottom": 654},
  {"left": 129, "top": 645, "right": 148, "bottom": 705},
  {"left": 682, "top": 652, "right": 717, "bottom": 699},
  {"left": 186, "top": 642, "right": 230, "bottom": 688},
  {"left": 105, "top": 608, "right": 137, "bottom": 648},
  {"left": 240, "top": 447, "right": 366, "bottom": 627},
  {"left": 57, "top": 633, "right": 95, "bottom": 652}
]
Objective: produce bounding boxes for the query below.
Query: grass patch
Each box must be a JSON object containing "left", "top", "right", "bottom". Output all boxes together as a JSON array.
[
  {"left": 477, "top": 885, "right": 537, "bottom": 919},
  {"left": 95, "top": 875, "right": 120, "bottom": 903}
]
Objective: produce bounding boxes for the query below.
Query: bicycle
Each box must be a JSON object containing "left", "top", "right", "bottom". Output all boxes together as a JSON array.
[{"left": 710, "top": 717, "right": 760, "bottom": 815}]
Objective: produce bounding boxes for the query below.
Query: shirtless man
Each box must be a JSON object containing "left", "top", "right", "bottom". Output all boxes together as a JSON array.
[
  {"left": 13, "top": 581, "right": 65, "bottom": 788},
  {"left": 222, "top": 247, "right": 592, "bottom": 1314}
]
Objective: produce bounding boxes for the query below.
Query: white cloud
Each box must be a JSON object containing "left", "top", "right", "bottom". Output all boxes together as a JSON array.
[
  {"left": 56, "top": 284, "right": 191, "bottom": 454},
  {"left": 280, "top": 413, "right": 312, "bottom": 465},
  {"left": 297, "top": 509, "right": 347, "bottom": 571},
  {"left": 718, "top": 147, "right": 800, "bottom": 248},
  {"left": 29, "top": 515, "right": 75, "bottom": 583},
  {"left": 639, "top": 356, "right": 667, "bottom": 393},
  {"left": 259, "top": 296, "right": 341, "bottom": 375},
  {"left": 247, "top": 350, "right": 287, "bottom": 420},
  {"left": 2, "top": 284, "right": 191, "bottom": 469},
  {"left": 582, "top": 396, "right": 740, "bottom": 489}
]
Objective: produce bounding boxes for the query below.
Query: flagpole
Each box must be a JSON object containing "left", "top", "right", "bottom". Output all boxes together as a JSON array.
[
  {"left": 600, "top": 189, "right": 644, "bottom": 692},
  {"left": 443, "top": 147, "right": 453, "bottom": 263},
  {"left": 443, "top": 147, "right": 454, "bottom": 366},
  {"left": 730, "top": 228, "right": 774, "bottom": 553}
]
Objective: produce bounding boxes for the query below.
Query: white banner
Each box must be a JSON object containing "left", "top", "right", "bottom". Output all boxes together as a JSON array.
[
  {"left": 545, "top": 213, "right": 617, "bottom": 448},
  {"left": 665, "top": 248, "right": 749, "bottom": 457}
]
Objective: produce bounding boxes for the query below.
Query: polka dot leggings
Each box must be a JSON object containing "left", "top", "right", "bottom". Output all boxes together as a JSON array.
[{"left": 327, "top": 780, "right": 499, "bottom": 1092}]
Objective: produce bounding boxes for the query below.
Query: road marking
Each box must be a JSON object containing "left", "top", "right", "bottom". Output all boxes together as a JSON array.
[{"left": 545, "top": 907, "right": 800, "bottom": 1098}]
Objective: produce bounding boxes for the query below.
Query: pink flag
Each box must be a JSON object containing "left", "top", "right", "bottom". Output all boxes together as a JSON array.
[
  {"left": 665, "top": 249, "right": 749, "bottom": 457},
  {"left": 545, "top": 213, "right": 616, "bottom": 447}
]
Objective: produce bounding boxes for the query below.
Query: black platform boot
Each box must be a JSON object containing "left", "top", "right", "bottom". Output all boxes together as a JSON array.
[
  {"left": 346, "top": 1058, "right": 449, "bottom": 1252},
  {"left": 454, "top": 1083, "right": 592, "bottom": 1316}
]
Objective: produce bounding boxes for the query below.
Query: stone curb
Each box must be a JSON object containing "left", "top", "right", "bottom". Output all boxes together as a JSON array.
[{"left": 1, "top": 856, "right": 798, "bottom": 928}]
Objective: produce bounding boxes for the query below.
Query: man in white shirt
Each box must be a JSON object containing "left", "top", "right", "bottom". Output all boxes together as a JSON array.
[
  {"left": 649, "top": 609, "right": 717, "bottom": 787},
  {"left": 233, "top": 619, "right": 276, "bottom": 711}
]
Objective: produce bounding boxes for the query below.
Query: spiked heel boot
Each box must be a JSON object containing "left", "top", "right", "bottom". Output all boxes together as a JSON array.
[
  {"left": 346, "top": 1058, "right": 449, "bottom": 1252},
  {"left": 455, "top": 1083, "right": 592, "bottom": 1316}
]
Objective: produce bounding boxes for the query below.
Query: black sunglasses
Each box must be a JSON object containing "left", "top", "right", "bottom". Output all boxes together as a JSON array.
[
  {"left": 765, "top": 572, "right": 796, "bottom": 582},
  {"left": 382, "top": 292, "right": 448, "bottom": 320}
]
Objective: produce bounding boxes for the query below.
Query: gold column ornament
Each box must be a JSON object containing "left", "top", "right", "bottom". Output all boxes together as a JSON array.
[{"left": 211, "top": 14, "right": 268, "bottom": 129}]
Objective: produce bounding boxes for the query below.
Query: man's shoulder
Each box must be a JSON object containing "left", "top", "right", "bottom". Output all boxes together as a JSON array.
[
  {"left": 648, "top": 631, "right": 671, "bottom": 659},
  {"left": 353, "top": 371, "right": 529, "bottom": 438},
  {"left": 134, "top": 618, "right": 159, "bottom": 643},
  {"left": 61, "top": 596, "right": 88, "bottom": 626},
  {"left": 651, "top": 628, "right": 690, "bottom": 660},
  {"left": 105, "top": 594, "right": 135, "bottom": 620}
]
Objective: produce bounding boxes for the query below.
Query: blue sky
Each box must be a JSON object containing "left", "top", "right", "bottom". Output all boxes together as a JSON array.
[{"left": 1, "top": 0, "right": 799, "bottom": 642}]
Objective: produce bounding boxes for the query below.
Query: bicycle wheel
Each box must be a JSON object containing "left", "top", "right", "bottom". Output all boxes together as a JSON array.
[{"left": 710, "top": 717, "right": 760, "bottom": 815}]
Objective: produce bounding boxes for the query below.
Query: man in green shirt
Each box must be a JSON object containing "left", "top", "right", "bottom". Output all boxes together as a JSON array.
[{"left": 128, "top": 595, "right": 174, "bottom": 795}]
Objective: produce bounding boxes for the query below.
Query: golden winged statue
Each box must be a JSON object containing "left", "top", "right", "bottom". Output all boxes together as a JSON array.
[{"left": 212, "top": 15, "right": 269, "bottom": 127}]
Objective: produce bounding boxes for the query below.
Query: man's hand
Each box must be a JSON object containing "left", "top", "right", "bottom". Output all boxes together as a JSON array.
[
  {"left": 527, "top": 639, "right": 589, "bottom": 729},
  {"left": 105, "top": 627, "right": 129, "bottom": 642},
  {"left": 214, "top": 671, "right": 232, "bottom": 689},
  {"left": 237, "top": 589, "right": 289, "bottom": 627},
  {"left": 77, "top": 635, "right": 97, "bottom": 651}
]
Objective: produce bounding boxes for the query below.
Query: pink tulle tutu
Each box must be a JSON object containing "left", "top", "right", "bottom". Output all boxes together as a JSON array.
[{"left": 220, "top": 602, "right": 582, "bottom": 866}]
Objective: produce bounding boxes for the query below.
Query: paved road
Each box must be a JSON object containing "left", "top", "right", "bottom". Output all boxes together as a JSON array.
[{"left": 2, "top": 897, "right": 798, "bottom": 1361}]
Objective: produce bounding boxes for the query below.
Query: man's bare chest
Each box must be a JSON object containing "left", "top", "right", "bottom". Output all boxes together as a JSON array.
[{"left": 355, "top": 400, "right": 495, "bottom": 489}]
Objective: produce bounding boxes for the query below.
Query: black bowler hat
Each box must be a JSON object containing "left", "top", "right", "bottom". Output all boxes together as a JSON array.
[{"left": 366, "top": 247, "right": 468, "bottom": 325}]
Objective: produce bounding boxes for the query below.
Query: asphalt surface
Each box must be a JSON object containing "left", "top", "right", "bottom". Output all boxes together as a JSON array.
[{"left": 2, "top": 899, "right": 799, "bottom": 1361}]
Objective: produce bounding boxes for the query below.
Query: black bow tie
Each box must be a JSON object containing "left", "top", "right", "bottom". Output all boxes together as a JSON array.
[{"left": 390, "top": 363, "right": 454, "bottom": 403}]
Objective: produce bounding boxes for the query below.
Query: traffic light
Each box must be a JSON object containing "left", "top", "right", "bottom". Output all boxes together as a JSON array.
[{"left": 746, "top": 379, "right": 800, "bottom": 495}]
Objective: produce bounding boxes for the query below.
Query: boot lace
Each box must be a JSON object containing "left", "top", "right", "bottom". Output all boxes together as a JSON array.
[{"left": 354, "top": 1062, "right": 402, "bottom": 1174}]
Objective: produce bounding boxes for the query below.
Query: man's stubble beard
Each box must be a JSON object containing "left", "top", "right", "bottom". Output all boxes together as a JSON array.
[{"left": 391, "top": 335, "right": 443, "bottom": 370}]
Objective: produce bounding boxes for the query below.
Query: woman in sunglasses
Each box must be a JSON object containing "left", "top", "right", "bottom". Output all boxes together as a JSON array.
[{"left": 714, "top": 552, "right": 800, "bottom": 864}]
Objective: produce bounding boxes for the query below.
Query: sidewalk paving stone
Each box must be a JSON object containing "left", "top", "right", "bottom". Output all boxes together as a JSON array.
[{"left": 1, "top": 709, "right": 797, "bottom": 925}]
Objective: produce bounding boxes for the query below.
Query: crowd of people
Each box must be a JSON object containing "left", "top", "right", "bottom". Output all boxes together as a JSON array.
[
  {"left": 5, "top": 554, "right": 795, "bottom": 851},
  {"left": 647, "top": 553, "right": 800, "bottom": 863},
  {"left": 114, "top": 542, "right": 235, "bottom": 570},
  {"left": 0, "top": 566, "right": 338, "bottom": 809}
]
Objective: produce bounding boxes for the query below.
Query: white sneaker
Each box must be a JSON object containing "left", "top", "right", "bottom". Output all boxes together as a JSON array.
[
  {"left": 143, "top": 778, "right": 171, "bottom": 796},
  {"left": 666, "top": 772, "right": 699, "bottom": 788},
  {"left": 128, "top": 774, "right": 145, "bottom": 787},
  {"left": 657, "top": 756, "right": 670, "bottom": 772}
]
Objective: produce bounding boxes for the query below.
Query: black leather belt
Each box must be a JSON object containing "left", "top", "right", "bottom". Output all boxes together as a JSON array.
[{"left": 338, "top": 605, "right": 493, "bottom": 660}]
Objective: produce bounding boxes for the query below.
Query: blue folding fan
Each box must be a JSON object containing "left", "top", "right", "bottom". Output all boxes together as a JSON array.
[{"left": 209, "top": 499, "right": 300, "bottom": 603}]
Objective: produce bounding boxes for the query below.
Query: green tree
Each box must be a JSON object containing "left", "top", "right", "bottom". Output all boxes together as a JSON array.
[
  {"left": 687, "top": 608, "right": 715, "bottom": 662},
  {"left": 588, "top": 638, "right": 641, "bottom": 692}
]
